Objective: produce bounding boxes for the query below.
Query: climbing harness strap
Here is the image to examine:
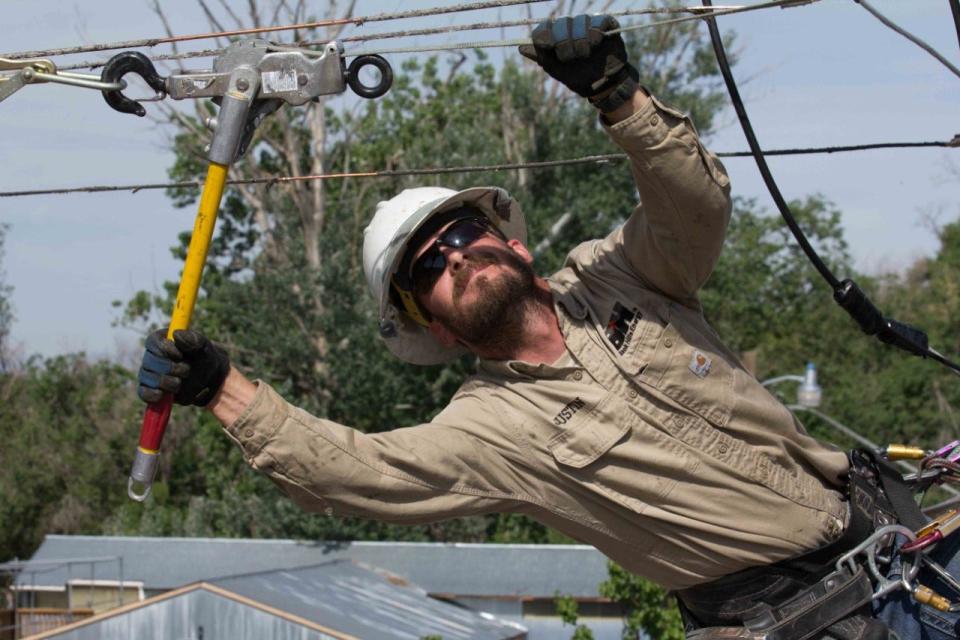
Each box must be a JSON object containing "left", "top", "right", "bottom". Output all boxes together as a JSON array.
[{"left": 676, "top": 448, "right": 931, "bottom": 639}]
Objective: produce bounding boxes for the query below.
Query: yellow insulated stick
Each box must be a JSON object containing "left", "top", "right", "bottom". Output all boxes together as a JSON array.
[{"left": 128, "top": 162, "right": 228, "bottom": 501}]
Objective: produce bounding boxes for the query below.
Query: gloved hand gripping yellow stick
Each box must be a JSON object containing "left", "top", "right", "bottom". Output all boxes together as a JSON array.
[
  {"left": 128, "top": 162, "right": 228, "bottom": 501},
  {"left": 101, "top": 42, "right": 393, "bottom": 502},
  {"left": 101, "top": 52, "right": 264, "bottom": 501}
]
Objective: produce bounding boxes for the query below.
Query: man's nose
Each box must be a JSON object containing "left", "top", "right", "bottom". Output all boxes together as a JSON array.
[{"left": 440, "top": 245, "right": 468, "bottom": 272}]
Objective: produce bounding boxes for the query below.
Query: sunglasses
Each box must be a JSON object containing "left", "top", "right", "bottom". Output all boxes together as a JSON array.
[{"left": 408, "top": 217, "right": 500, "bottom": 292}]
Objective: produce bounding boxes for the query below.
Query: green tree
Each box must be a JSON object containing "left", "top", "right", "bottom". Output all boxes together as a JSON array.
[
  {"left": 599, "top": 562, "right": 683, "bottom": 640},
  {"left": 555, "top": 592, "right": 596, "bottom": 640},
  {"left": 0, "top": 223, "right": 13, "bottom": 372},
  {"left": 0, "top": 355, "right": 141, "bottom": 561}
]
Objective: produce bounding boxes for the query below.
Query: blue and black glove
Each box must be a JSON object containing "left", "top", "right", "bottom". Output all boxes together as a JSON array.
[
  {"left": 518, "top": 14, "right": 639, "bottom": 112},
  {"left": 137, "top": 329, "right": 230, "bottom": 407}
]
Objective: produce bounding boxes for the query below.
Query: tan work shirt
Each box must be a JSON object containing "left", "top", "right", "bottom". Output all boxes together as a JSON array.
[{"left": 226, "top": 94, "right": 851, "bottom": 590}]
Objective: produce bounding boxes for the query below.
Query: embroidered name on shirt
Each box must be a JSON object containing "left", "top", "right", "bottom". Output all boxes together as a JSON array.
[
  {"left": 553, "top": 397, "right": 587, "bottom": 425},
  {"left": 605, "top": 302, "right": 641, "bottom": 355}
]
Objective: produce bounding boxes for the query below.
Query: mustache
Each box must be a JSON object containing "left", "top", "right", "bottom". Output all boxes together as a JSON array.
[{"left": 452, "top": 253, "right": 499, "bottom": 298}]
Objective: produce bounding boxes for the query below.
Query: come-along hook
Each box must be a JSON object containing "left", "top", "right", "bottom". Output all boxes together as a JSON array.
[{"left": 100, "top": 51, "right": 167, "bottom": 117}]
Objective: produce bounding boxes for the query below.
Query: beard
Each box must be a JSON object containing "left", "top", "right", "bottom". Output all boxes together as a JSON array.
[{"left": 432, "top": 248, "right": 541, "bottom": 357}]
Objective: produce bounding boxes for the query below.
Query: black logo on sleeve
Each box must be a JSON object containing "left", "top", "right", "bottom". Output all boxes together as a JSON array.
[
  {"left": 553, "top": 397, "right": 586, "bottom": 426},
  {"left": 605, "top": 302, "right": 640, "bottom": 355}
]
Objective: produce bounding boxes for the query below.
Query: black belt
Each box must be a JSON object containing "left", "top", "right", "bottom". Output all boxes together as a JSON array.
[{"left": 675, "top": 449, "right": 922, "bottom": 640}]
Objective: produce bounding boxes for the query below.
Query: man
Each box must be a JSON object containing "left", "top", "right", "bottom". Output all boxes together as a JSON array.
[{"left": 137, "top": 15, "right": 956, "bottom": 639}]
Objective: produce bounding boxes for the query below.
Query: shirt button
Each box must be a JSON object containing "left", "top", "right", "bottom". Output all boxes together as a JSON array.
[
  {"left": 628, "top": 389, "right": 638, "bottom": 399},
  {"left": 650, "top": 115, "right": 660, "bottom": 126},
  {"left": 573, "top": 371, "right": 583, "bottom": 381},
  {"left": 244, "top": 429, "right": 254, "bottom": 438},
  {"left": 718, "top": 443, "right": 728, "bottom": 454},
  {"left": 664, "top": 338, "right": 673, "bottom": 348}
]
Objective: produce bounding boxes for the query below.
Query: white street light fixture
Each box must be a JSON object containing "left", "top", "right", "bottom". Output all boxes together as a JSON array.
[
  {"left": 763, "top": 363, "right": 960, "bottom": 511},
  {"left": 762, "top": 362, "right": 822, "bottom": 408}
]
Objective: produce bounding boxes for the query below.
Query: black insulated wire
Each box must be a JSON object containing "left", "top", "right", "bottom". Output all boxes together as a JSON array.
[
  {"left": 700, "top": 0, "right": 960, "bottom": 375},
  {"left": 950, "top": 0, "right": 960, "bottom": 53},
  {"left": 699, "top": 0, "right": 839, "bottom": 289}
]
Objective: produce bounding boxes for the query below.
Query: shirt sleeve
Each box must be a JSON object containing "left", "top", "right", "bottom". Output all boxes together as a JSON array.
[
  {"left": 601, "top": 93, "right": 733, "bottom": 304},
  {"left": 223, "top": 381, "right": 528, "bottom": 524}
]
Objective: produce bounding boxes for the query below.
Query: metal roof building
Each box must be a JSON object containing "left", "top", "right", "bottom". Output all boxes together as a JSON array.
[
  {"left": 15, "top": 536, "right": 625, "bottom": 639},
  {"left": 18, "top": 536, "right": 610, "bottom": 597},
  {"left": 25, "top": 559, "right": 527, "bottom": 640}
]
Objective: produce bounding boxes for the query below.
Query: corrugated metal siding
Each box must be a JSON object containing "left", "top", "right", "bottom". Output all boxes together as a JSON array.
[
  {"left": 42, "top": 590, "right": 337, "bottom": 640},
  {"left": 20, "top": 537, "right": 608, "bottom": 598}
]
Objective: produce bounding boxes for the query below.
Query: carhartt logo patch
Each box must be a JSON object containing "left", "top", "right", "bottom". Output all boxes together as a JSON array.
[
  {"left": 689, "top": 350, "right": 712, "bottom": 378},
  {"left": 605, "top": 302, "right": 641, "bottom": 355},
  {"left": 553, "top": 397, "right": 586, "bottom": 426}
]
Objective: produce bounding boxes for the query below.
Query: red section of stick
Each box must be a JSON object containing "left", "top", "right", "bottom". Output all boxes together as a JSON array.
[{"left": 139, "top": 394, "right": 174, "bottom": 451}]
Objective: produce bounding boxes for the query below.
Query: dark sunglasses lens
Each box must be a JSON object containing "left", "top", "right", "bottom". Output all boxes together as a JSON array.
[
  {"left": 409, "top": 218, "right": 492, "bottom": 290},
  {"left": 410, "top": 249, "right": 446, "bottom": 290},
  {"left": 442, "top": 219, "right": 489, "bottom": 247}
]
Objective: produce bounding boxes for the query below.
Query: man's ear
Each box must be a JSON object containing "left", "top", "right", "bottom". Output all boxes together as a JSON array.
[
  {"left": 506, "top": 238, "right": 534, "bottom": 265},
  {"left": 428, "top": 321, "right": 460, "bottom": 348}
]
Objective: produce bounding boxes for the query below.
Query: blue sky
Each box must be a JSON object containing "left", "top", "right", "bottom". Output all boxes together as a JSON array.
[{"left": 1, "top": 0, "right": 958, "bottom": 361}]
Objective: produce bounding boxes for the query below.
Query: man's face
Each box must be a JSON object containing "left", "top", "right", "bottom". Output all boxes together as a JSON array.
[{"left": 409, "top": 218, "right": 537, "bottom": 350}]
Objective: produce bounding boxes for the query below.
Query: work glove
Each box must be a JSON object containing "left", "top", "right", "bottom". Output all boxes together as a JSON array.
[
  {"left": 137, "top": 328, "right": 230, "bottom": 407},
  {"left": 518, "top": 14, "right": 639, "bottom": 107}
]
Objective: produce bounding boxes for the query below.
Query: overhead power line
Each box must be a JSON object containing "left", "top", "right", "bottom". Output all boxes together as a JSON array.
[
  {"left": 951, "top": 0, "right": 960, "bottom": 52},
  {"left": 343, "top": 1, "right": 817, "bottom": 58},
  {"left": 1, "top": 139, "right": 956, "bottom": 199},
  {"left": 856, "top": 0, "right": 960, "bottom": 80},
  {"left": 56, "top": 6, "right": 754, "bottom": 73},
  {"left": 0, "top": 0, "right": 554, "bottom": 61}
]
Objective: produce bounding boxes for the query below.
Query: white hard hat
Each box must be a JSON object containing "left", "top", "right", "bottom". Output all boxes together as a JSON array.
[{"left": 362, "top": 186, "right": 527, "bottom": 365}]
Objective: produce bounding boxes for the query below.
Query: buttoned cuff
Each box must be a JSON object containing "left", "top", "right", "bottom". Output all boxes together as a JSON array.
[
  {"left": 602, "top": 92, "right": 686, "bottom": 151},
  {"left": 223, "top": 380, "right": 287, "bottom": 458}
]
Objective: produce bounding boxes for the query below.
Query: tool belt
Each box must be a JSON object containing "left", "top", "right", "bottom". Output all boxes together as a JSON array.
[{"left": 675, "top": 449, "right": 924, "bottom": 640}]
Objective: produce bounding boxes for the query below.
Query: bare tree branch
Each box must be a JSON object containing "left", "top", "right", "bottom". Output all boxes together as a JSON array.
[
  {"left": 150, "top": 1, "right": 183, "bottom": 60},
  {"left": 215, "top": 0, "right": 246, "bottom": 29},
  {"left": 247, "top": 0, "right": 263, "bottom": 28},
  {"left": 197, "top": 0, "right": 230, "bottom": 37}
]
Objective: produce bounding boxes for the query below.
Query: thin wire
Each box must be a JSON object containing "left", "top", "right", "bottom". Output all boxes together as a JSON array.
[
  {"left": 855, "top": 0, "right": 960, "bottom": 80},
  {"left": 702, "top": 0, "right": 841, "bottom": 289},
  {"left": 348, "top": 0, "right": 815, "bottom": 57},
  {"left": 1, "top": 140, "right": 955, "bottom": 198},
  {"left": 53, "top": 4, "right": 791, "bottom": 73},
  {"left": 950, "top": 0, "right": 960, "bottom": 53},
  {"left": 705, "top": 0, "right": 960, "bottom": 374},
  {"left": 0, "top": 0, "right": 553, "bottom": 61}
]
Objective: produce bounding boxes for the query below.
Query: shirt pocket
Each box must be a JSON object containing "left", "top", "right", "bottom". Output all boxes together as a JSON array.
[
  {"left": 636, "top": 308, "right": 735, "bottom": 428},
  {"left": 547, "top": 390, "right": 693, "bottom": 513}
]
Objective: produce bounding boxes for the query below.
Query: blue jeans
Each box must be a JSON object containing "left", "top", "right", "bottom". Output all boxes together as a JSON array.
[{"left": 874, "top": 531, "right": 960, "bottom": 639}]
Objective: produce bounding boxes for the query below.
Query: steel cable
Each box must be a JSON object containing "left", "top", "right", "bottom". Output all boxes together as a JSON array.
[
  {"left": 0, "top": 0, "right": 554, "bottom": 61},
  {"left": 0, "top": 140, "right": 956, "bottom": 199},
  {"left": 11, "top": 1, "right": 812, "bottom": 73},
  {"left": 950, "top": 0, "right": 960, "bottom": 53},
  {"left": 703, "top": 0, "right": 960, "bottom": 375},
  {"left": 54, "top": 6, "right": 750, "bottom": 72},
  {"left": 856, "top": 0, "right": 960, "bottom": 80}
]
